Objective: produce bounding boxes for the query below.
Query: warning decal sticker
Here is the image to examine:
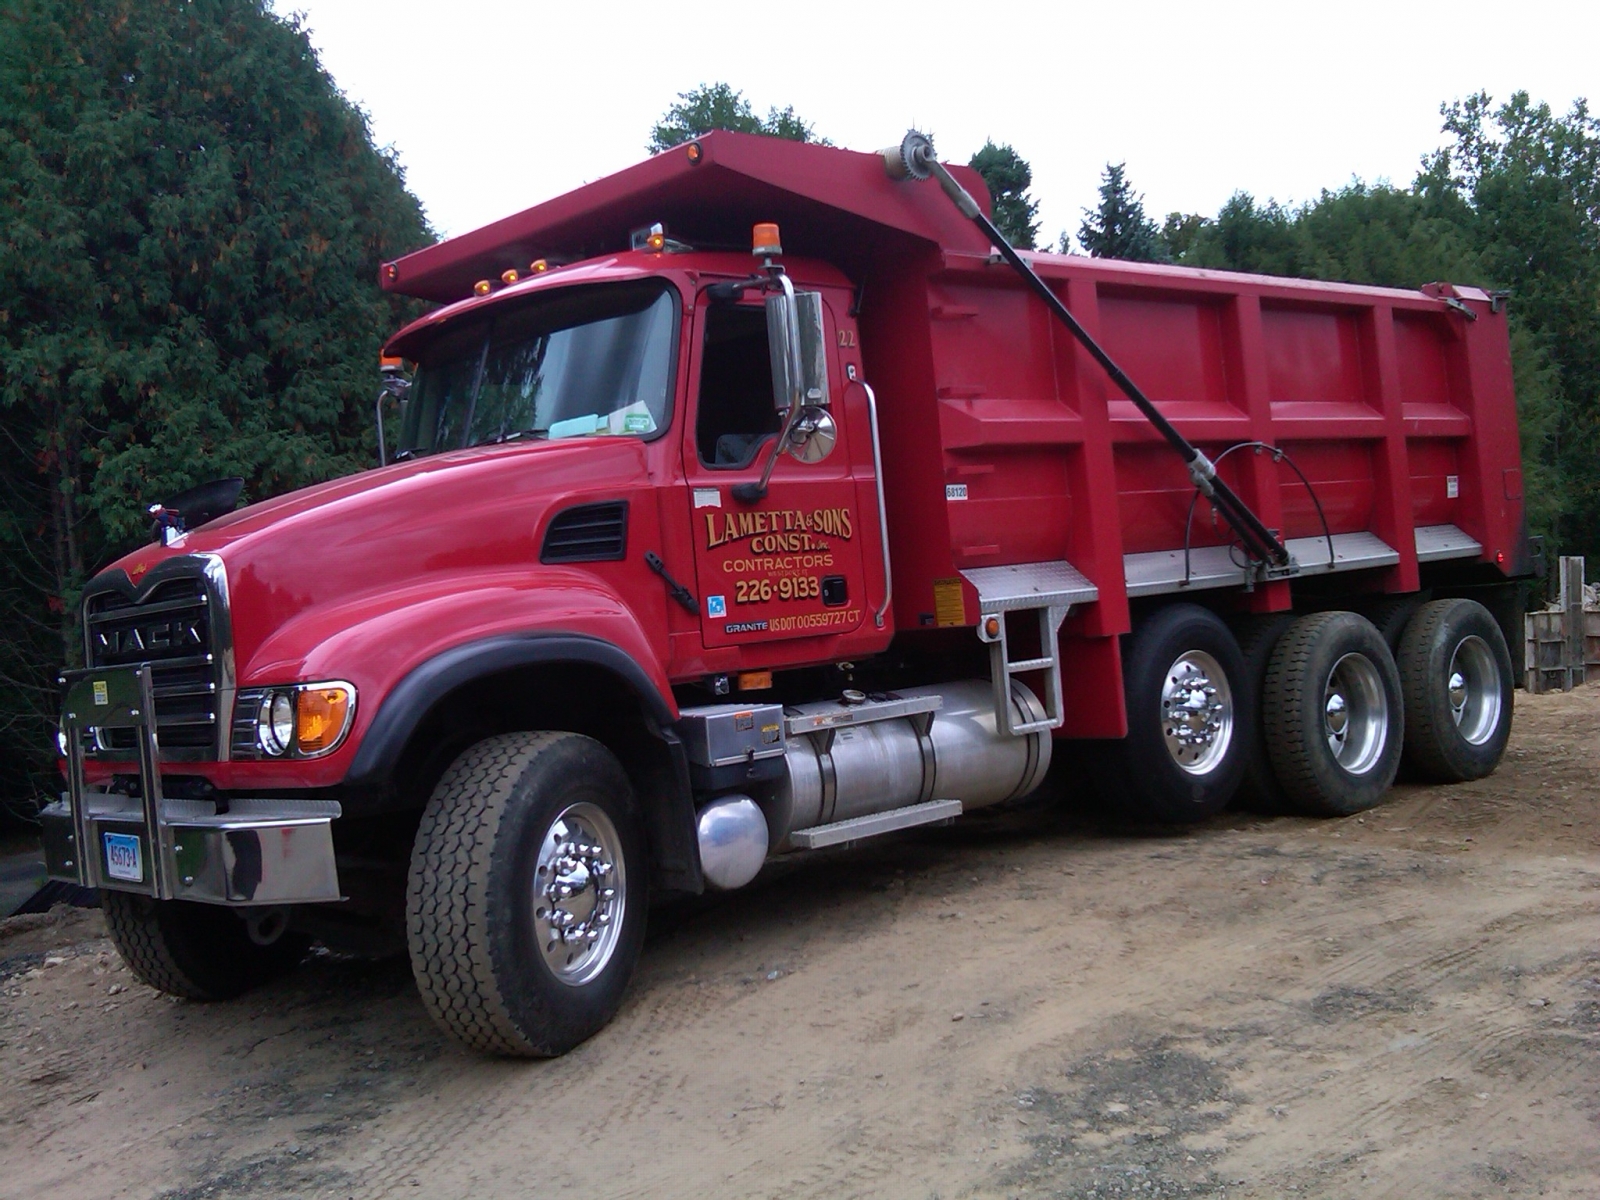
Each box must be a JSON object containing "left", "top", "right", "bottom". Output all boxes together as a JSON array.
[{"left": 932, "top": 577, "right": 966, "bottom": 628}]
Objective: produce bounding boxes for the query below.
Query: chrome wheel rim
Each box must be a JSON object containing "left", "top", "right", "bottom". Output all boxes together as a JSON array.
[
  {"left": 1323, "top": 652, "right": 1387, "bottom": 775},
  {"left": 533, "top": 802, "right": 625, "bottom": 987},
  {"left": 1160, "top": 650, "right": 1234, "bottom": 775},
  {"left": 1448, "top": 635, "right": 1502, "bottom": 745}
]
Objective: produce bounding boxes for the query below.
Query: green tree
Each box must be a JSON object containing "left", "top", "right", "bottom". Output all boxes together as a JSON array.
[
  {"left": 968, "top": 140, "right": 1040, "bottom": 249},
  {"left": 1176, "top": 93, "right": 1597, "bottom": 560},
  {"left": 1078, "top": 162, "right": 1167, "bottom": 261},
  {"left": 1182, "top": 192, "right": 1310, "bottom": 276},
  {"left": 0, "top": 0, "right": 431, "bottom": 821},
  {"left": 1159, "top": 212, "right": 1207, "bottom": 260},
  {"left": 648, "top": 83, "right": 824, "bottom": 153},
  {"left": 1421, "top": 92, "right": 1600, "bottom": 554}
]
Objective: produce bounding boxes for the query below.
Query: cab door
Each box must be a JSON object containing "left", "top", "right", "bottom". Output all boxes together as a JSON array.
[{"left": 682, "top": 291, "right": 867, "bottom": 650}]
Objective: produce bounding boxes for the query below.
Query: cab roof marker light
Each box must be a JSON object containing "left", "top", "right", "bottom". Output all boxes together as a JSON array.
[
  {"left": 473, "top": 279, "right": 492, "bottom": 296},
  {"left": 530, "top": 259, "right": 549, "bottom": 273},
  {"left": 629, "top": 223, "right": 667, "bottom": 253},
  {"left": 501, "top": 269, "right": 519, "bottom": 285}
]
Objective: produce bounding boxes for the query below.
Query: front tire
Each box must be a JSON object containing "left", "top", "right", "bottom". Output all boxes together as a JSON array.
[
  {"left": 1263, "top": 612, "right": 1403, "bottom": 816},
  {"left": 1397, "top": 598, "right": 1514, "bottom": 782},
  {"left": 406, "top": 732, "right": 647, "bottom": 1057},
  {"left": 102, "top": 892, "right": 308, "bottom": 1000},
  {"left": 1103, "top": 603, "right": 1249, "bottom": 824}
]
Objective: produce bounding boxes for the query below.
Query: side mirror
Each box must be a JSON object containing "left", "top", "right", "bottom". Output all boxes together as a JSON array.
[
  {"left": 765, "top": 289, "right": 830, "bottom": 413},
  {"left": 785, "top": 407, "right": 836, "bottom": 463}
]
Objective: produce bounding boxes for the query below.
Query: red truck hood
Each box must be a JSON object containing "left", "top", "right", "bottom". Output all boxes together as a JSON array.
[{"left": 105, "top": 437, "right": 651, "bottom": 681}]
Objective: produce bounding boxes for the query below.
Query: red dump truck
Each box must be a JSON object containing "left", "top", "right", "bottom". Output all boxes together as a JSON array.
[{"left": 46, "top": 131, "right": 1532, "bottom": 1056}]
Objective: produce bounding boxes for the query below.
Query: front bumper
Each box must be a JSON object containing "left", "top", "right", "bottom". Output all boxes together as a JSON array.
[{"left": 51, "top": 665, "right": 343, "bottom": 906}]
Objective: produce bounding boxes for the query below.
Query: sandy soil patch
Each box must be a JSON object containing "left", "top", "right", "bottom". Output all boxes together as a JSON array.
[{"left": 2, "top": 688, "right": 1597, "bottom": 1199}]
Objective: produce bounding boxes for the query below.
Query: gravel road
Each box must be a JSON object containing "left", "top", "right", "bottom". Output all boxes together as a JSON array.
[{"left": 2, "top": 687, "right": 1597, "bottom": 1200}]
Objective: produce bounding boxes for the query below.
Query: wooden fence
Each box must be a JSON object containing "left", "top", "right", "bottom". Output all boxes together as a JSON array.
[{"left": 1525, "top": 556, "right": 1595, "bottom": 693}]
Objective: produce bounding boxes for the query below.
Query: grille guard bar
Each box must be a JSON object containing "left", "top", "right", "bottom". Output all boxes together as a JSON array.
[{"left": 48, "top": 665, "right": 343, "bottom": 906}]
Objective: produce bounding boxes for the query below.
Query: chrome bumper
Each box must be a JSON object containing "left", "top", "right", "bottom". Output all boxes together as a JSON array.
[{"left": 51, "top": 665, "right": 342, "bottom": 906}]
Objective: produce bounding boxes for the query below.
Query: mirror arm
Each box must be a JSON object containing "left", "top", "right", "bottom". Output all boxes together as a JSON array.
[
  {"left": 375, "top": 387, "right": 389, "bottom": 468},
  {"left": 733, "top": 272, "right": 807, "bottom": 505},
  {"left": 375, "top": 375, "right": 409, "bottom": 468}
]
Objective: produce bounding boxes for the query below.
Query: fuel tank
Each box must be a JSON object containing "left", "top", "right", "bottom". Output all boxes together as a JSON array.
[{"left": 765, "top": 679, "right": 1051, "bottom": 851}]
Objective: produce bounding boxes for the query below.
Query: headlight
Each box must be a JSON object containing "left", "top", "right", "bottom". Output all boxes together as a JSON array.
[
  {"left": 239, "top": 682, "right": 357, "bottom": 760},
  {"left": 258, "top": 692, "right": 295, "bottom": 756}
]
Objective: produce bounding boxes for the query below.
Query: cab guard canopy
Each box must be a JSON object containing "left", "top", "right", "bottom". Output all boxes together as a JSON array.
[{"left": 379, "top": 131, "right": 995, "bottom": 304}]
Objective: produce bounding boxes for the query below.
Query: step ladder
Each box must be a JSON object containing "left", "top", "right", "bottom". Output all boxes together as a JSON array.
[{"left": 960, "top": 561, "right": 1098, "bottom": 736}]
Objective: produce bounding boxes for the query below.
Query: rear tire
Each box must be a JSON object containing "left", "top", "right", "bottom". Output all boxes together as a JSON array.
[
  {"left": 1359, "top": 594, "right": 1424, "bottom": 655},
  {"left": 1231, "top": 614, "right": 1295, "bottom": 813},
  {"left": 406, "top": 732, "right": 647, "bottom": 1057},
  {"left": 102, "top": 892, "right": 308, "bottom": 1000},
  {"left": 1263, "top": 611, "right": 1403, "bottom": 816},
  {"left": 1102, "top": 603, "right": 1249, "bottom": 824},
  {"left": 1397, "top": 598, "right": 1514, "bottom": 782}
]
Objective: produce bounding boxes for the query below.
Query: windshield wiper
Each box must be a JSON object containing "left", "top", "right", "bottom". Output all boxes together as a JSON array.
[{"left": 484, "top": 429, "right": 545, "bottom": 447}]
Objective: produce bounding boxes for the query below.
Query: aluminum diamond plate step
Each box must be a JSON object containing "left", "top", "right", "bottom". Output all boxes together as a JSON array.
[{"left": 789, "top": 799, "right": 963, "bottom": 850}]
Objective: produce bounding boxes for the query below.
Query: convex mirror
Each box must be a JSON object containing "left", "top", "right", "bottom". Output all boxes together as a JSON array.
[{"left": 785, "top": 407, "right": 836, "bottom": 463}]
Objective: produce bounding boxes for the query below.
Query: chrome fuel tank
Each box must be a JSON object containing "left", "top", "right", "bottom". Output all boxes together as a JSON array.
[{"left": 765, "top": 679, "right": 1050, "bottom": 851}]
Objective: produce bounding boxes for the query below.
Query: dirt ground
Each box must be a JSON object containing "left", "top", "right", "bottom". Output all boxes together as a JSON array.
[{"left": 1, "top": 687, "right": 1596, "bottom": 1200}]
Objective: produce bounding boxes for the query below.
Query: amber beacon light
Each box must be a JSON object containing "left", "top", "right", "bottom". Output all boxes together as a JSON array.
[{"left": 752, "top": 223, "right": 782, "bottom": 257}]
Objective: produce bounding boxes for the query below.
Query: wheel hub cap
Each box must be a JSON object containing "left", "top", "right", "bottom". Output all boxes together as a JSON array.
[
  {"left": 1323, "top": 653, "right": 1387, "bottom": 775},
  {"left": 1325, "top": 691, "right": 1349, "bottom": 738},
  {"left": 533, "top": 803, "right": 625, "bottom": 986},
  {"left": 1161, "top": 650, "right": 1234, "bottom": 775},
  {"left": 1447, "top": 635, "right": 1502, "bottom": 746}
]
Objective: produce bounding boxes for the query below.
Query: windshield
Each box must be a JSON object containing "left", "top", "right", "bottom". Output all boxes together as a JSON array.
[{"left": 397, "top": 281, "right": 678, "bottom": 457}]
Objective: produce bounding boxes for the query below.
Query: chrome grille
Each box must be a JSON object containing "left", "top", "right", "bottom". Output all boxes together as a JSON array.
[{"left": 82, "top": 566, "right": 225, "bottom": 760}]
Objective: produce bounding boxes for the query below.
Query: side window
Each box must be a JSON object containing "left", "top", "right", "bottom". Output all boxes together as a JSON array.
[{"left": 696, "top": 303, "right": 781, "bottom": 467}]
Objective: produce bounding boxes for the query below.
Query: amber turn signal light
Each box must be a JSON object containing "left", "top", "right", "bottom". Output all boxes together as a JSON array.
[
  {"left": 737, "top": 671, "right": 773, "bottom": 691},
  {"left": 295, "top": 686, "right": 353, "bottom": 756},
  {"left": 752, "top": 222, "right": 782, "bottom": 257},
  {"left": 983, "top": 615, "right": 1002, "bottom": 640}
]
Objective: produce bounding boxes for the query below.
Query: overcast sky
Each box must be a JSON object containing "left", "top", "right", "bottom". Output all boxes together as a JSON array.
[{"left": 276, "top": 0, "right": 1598, "bottom": 246}]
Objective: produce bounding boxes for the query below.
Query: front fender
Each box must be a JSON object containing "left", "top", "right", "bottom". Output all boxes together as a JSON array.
[
  {"left": 234, "top": 568, "right": 674, "bottom": 790},
  {"left": 343, "top": 629, "right": 675, "bottom": 788}
]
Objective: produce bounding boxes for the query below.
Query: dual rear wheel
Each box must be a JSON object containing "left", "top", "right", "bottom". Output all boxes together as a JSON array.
[{"left": 1107, "top": 598, "right": 1512, "bottom": 823}]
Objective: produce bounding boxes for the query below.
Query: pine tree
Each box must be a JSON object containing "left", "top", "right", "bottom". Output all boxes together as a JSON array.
[
  {"left": 968, "top": 141, "right": 1040, "bottom": 249},
  {"left": 0, "top": 0, "right": 431, "bottom": 821},
  {"left": 648, "top": 84, "right": 824, "bottom": 153},
  {"left": 1077, "top": 163, "right": 1167, "bottom": 261}
]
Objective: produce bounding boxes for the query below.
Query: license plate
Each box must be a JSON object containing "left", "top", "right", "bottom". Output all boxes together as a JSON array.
[{"left": 103, "top": 832, "right": 143, "bottom": 883}]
